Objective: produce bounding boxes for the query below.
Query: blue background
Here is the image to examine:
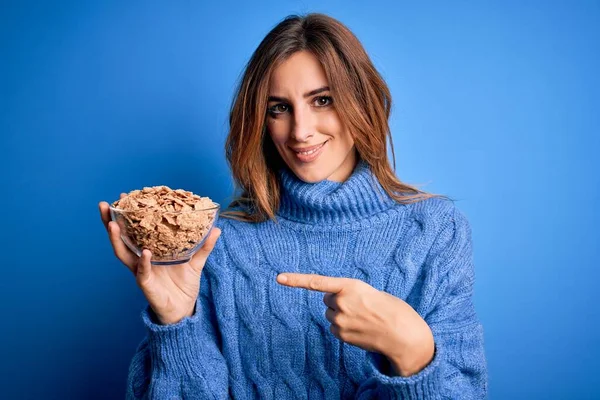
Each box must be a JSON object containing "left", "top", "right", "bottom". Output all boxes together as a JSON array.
[{"left": 2, "top": 1, "right": 598, "bottom": 399}]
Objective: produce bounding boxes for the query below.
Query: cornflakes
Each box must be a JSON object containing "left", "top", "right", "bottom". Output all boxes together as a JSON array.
[{"left": 111, "top": 186, "right": 218, "bottom": 260}]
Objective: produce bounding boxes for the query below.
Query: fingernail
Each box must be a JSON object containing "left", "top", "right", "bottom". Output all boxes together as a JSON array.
[{"left": 277, "top": 274, "right": 288, "bottom": 284}]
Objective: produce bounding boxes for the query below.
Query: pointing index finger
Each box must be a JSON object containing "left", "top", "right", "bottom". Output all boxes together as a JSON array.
[{"left": 276, "top": 273, "right": 349, "bottom": 293}]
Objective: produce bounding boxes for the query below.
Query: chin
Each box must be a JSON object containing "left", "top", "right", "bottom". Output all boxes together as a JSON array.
[
  {"left": 288, "top": 164, "right": 336, "bottom": 183},
  {"left": 298, "top": 175, "right": 325, "bottom": 184},
  {"left": 291, "top": 170, "right": 323, "bottom": 183}
]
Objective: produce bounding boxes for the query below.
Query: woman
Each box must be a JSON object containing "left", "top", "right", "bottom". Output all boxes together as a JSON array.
[{"left": 99, "top": 13, "right": 488, "bottom": 399}]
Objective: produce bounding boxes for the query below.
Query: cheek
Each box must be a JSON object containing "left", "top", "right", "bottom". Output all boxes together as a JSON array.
[
  {"left": 342, "top": 130, "right": 355, "bottom": 147},
  {"left": 319, "top": 112, "right": 344, "bottom": 136},
  {"left": 328, "top": 113, "right": 353, "bottom": 144},
  {"left": 267, "top": 120, "right": 290, "bottom": 144}
]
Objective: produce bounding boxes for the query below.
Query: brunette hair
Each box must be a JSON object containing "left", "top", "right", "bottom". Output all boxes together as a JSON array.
[{"left": 221, "top": 13, "right": 441, "bottom": 223}]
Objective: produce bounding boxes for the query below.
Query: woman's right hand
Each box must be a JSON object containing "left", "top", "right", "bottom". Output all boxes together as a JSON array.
[{"left": 98, "top": 195, "right": 222, "bottom": 325}]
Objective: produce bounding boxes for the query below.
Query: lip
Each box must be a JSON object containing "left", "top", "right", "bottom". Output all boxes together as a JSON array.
[
  {"left": 289, "top": 141, "right": 328, "bottom": 152},
  {"left": 291, "top": 140, "right": 327, "bottom": 163}
]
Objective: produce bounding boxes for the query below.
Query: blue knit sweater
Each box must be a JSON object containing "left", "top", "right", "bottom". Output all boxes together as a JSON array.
[{"left": 126, "top": 160, "right": 488, "bottom": 399}]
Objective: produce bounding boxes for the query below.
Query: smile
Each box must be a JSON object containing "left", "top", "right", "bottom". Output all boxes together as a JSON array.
[{"left": 291, "top": 140, "right": 328, "bottom": 163}]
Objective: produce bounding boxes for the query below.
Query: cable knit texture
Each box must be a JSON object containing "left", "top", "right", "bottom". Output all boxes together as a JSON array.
[{"left": 126, "top": 160, "right": 488, "bottom": 399}]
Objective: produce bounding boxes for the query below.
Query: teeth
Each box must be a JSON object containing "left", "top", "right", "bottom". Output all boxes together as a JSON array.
[{"left": 297, "top": 142, "right": 324, "bottom": 155}]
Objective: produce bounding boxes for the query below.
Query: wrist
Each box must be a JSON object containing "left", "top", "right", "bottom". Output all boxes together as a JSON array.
[
  {"left": 386, "top": 332, "right": 435, "bottom": 377},
  {"left": 156, "top": 301, "right": 197, "bottom": 325},
  {"left": 387, "top": 348, "right": 433, "bottom": 377}
]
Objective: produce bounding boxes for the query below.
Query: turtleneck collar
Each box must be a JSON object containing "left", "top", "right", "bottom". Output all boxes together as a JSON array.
[{"left": 276, "top": 159, "right": 399, "bottom": 225}]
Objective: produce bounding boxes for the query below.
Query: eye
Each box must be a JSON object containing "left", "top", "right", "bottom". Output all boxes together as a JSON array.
[
  {"left": 268, "top": 104, "right": 289, "bottom": 115},
  {"left": 314, "top": 96, "right": 333, "bottom": 107}
]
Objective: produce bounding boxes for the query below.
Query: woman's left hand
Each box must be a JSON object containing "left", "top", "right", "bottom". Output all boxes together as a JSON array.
[{"left": 277, "top": 273, "right": 435, "bottom": 377}]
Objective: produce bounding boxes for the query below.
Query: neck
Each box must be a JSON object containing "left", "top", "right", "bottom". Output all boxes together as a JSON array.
[{"left": 276, "top": 159, "right": 399, "bottom": 225}]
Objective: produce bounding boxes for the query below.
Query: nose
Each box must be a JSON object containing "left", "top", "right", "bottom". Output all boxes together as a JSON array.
[{"left": 290, "top": 106, "right": 314, "bottom": 142}]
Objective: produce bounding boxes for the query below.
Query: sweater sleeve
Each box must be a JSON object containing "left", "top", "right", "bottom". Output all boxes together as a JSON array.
[
  {"left": 125, "top": 266, "right": 229, "bottom": 399},
  {"left": 356, "top": 206, "right": 489, "bottom": 400}
]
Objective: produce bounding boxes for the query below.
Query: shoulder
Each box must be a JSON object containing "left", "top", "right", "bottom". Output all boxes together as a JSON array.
[
  {"left": 214, "top": 215, "right": 262, "bottom": 245},
  {"left": 403, "top": 196, "right": 471, "bottom": 239},
  {"left": 400, "top": 197, "right": 473, "bottom": 275},
  {"left": 205, "top": 215, "right": 263, "bottom": 272},
  {"left": 405, "top": 198, "right": 475, "bottom": 285}
]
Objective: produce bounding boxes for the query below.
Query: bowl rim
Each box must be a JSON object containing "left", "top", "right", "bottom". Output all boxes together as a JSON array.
[{"left": 109, "top": 202, "right": 220, "bottom": 213}]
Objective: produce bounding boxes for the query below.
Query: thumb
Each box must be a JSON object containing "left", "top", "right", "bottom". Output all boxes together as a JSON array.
[
  {"left": 189, "top": 227, "right": 221, "bottom": 274},
  {"left": 136, "top": 249, "right": 153, "bottom": 287}
]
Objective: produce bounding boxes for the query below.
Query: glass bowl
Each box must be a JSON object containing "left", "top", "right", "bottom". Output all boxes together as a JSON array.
[{"left": 109, "top": 203, "right": 220, "bottom": 265}]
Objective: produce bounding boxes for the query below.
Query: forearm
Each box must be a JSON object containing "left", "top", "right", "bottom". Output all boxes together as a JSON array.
[{"left": 126, "top": 288, "right": 229, "bottom": 399}]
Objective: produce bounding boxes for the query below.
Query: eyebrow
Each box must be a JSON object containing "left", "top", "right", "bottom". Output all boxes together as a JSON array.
[{"left": 268, "top": 86, "right": 330, "bottom": 103}]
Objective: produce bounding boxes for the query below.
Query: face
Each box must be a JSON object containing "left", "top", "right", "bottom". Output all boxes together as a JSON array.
[{"left": 266, "top": 51, "right": 357, "bottom": 183}]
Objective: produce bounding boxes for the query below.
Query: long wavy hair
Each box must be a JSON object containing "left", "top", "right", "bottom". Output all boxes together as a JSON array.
[{"left": 220, "top": 13, "right": 440, "bottom": 223}]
